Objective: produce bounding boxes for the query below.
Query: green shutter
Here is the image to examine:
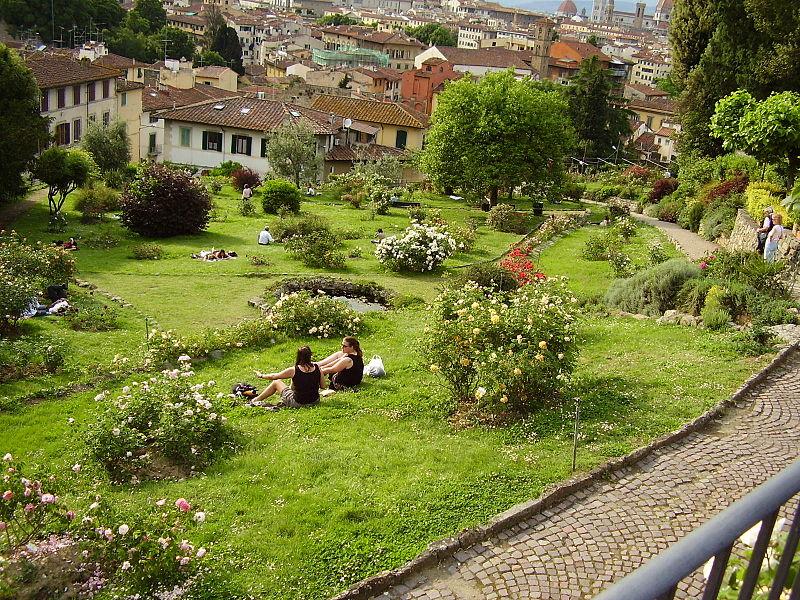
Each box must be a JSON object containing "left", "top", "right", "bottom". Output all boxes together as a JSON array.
[
  {"left": 245, "top": 136, "right": 252, "bottom": 156},
  {"left": 202, "top": 131, "right": 208, "bottom": 150},
  {"left": 261, "top": 138, "right": 267, "bottom": 157},
  {"left": 231, "top": 135, "right": 237, "bottom": 154}
]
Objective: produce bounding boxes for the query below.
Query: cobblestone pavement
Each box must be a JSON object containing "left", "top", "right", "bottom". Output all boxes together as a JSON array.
[
  {"left": 629, "top": 213, "right": 719, "bottom": 261},
  {"left": 371, "top": 350, "right": 800, "bottom": 600}
]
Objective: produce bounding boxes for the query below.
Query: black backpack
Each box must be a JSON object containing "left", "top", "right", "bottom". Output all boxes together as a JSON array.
[{"left": 232, "top": 382, "right": 258, "bottom": 398}]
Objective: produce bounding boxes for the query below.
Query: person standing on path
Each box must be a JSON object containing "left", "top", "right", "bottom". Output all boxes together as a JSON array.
[
  {"left": 764, "top": 213, "right": 784, "bottom": 262},
  {"left": 757, "top": 207, "right": 774, "bottom": 254}
]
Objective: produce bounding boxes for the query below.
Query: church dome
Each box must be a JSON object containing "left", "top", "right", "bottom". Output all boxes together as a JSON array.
[{"left": 556, "top": 0, "right": 578, "bottom": 16}]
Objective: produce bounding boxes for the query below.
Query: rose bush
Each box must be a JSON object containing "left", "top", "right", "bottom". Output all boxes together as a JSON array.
[
  {"left": 424, "top": 279, "right": 579, "bottom": 417},
  {"left": 261, "top": 291, "right": 361, "bottom": 339},
  {"left": 375, "top": 223, "right": 456, "bottom": 272},
  {"left": 86, "top": 361, "right": 234, "bottom": 481}
]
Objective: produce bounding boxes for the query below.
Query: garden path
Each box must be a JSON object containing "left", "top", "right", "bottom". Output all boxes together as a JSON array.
[
  {"left": 360, "top": 348, "right": 800, "bottom": 599},
  {"left": 629, "top": 213, "right": 719, "bottom": 261},
  {"left": 0, "top": 188, "right": 47, "bottom": 230}
]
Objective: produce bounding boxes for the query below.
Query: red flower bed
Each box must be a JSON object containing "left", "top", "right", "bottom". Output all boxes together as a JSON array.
[{"left": 499, "top": 247, "right": 546, "bottom": 285}]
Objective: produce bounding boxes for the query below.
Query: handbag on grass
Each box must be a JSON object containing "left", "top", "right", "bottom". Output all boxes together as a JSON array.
[{"left": 363, "top": 355, "right": 386, "bottom": 378}]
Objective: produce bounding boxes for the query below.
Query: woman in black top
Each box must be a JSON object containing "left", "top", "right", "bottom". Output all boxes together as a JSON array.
[
  {"left": 253, "top": 346, "right": 326, "bottom": 407},
  {"left": 319, "top": 336, "right": 364, "bottom": 390}
]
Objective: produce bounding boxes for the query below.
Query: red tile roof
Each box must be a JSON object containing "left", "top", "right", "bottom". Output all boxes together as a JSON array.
[
  {"left": 142, "top": 84, "right": 241, "bottom": 112},
  {"left": 627, "top": 97, "right": 677, "bottom": 114},
  {"left": 156, "top": 95, "right": 341, "bottom": 134},
  {"left": 24, "top": 52, "right": 121, "bottom": 88},
  {"left": 320, "top": 25, "right": 424, "bottom": 47},
  {"left": 436, "top": 47, "right": 533, "bottom": 70},
  {"left": 325, "top": 144, "right": 406, "bottom": 162},
  {"left": 311, "top": 95, "right": 428, "bottom": 128}
]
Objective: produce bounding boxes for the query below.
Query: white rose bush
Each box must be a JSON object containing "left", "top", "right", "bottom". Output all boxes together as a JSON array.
[
  {"left": 87, "top": 358, "right": 233, "bottom": 481},
  {"left": 424, "top": 279, "right": 580, "bottom": 417},
  {"left": 261, "top": 291, "right": 361, "bottom": 339},
  {"left": 375, "top": 223, "right": 457, "bottom": 272}
]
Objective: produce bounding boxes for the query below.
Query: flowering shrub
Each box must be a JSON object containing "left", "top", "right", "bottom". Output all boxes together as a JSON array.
[
  {"left": 424, "top": 280, "right": 579, "bottom": 417},
  {"left": 368, "top": 186, "right": 392, "bottom": 215},
  {"left": 230, "top": 167, "right": 261, "bottom": 192},
  {"left": 607, "top": 248, "right": 635, "bottom": 278},
  {"left": 284, "top": 229, "right": 346, "bottom": 269},
  {"left": 261, "top": 291, "right": 361, "bottom": 339},
  {"left": 375, "top": 223, "right": 456, "bottom": 272},
  {"left": 120, "top": 164, "right": 212, "bottom": 237},
  {"left": 499, "top": 247, "right": 546, "bottom": 285},
  {"left": 131, "top": 242, "right": 163, "bottom": 260},
  {"left": 648, "top": 178, "right": 679, "bottom": 203},
  {"left": 486, "top": 204, "right": 529, "bottom": 234},
  {"left": 86, "top": 361, "right": 233, "bottom": 481},
  {"left": 518, "top": 212, "right": 587, "bottom": 252},
  {"left": 0, "top": 232, "right": 75, "bottom": 329},
  {"left": 622, "top": 165, "right": 652, "bottom": 181},
  {"left": 610, "top": 216, "right": 637, "bottom": 241}
]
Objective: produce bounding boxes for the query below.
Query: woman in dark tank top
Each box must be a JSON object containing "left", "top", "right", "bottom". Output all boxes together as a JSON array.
[
  {"left": 253, "top": 346, "right": 326, "bottom": 408},
  {"left": 318, "top": 336, "right": 364, "bottom": 390}
]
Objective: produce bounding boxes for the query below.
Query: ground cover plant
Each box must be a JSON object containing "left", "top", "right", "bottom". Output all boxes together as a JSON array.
[{"left": 0, "top": 181, "right": 776, "bottom": 598}]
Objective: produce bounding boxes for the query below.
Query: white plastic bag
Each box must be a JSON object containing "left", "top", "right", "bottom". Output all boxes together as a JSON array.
[{"left": 363, "top": 355, "right": 386, "bottom": 378}]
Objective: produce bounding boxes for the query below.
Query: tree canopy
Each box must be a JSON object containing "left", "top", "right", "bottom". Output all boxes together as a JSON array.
[
  {"left": 266, "top": 120, "right": 321, "bottom": 188},
  {"left": 34, "top": 146, "right": 97, "bottom": 228},
  {"left": 194, "top": 50, "right": 227, "bottom": 68},
  {"left": 670, "top": 0, "right": 800, "bottom": 156},
  {"left": 157, "top": 26, "right": 196, "bottom": 61},
  {"left": 566, "top": 56, "right": 630, "bottom": 159},
  {"left": 405, "top": 23, "right": 457, "bottom": 46},
  {"left": 81, "top": 120, "right": 131, "bottom": 175},
  {"left": 211, "top": 26, "right": 243, "bottom": 74},
  {"left": 316, "top": 14, "right": 361, "bottom": 26},
  {"left": 202, "top": 4, "right": 227, "bottom": 49},
  {"left": 0, "top": 43, "right": 50, "bottom": 203},
  {"left": 711, "top": 90, "right": 800, "bottom": 186},
  {"left": 129, "top": 0, "right": 165, "bottom": 34},
  {"left": 418, "top": 70, "right": 575, "bottom": 204}
]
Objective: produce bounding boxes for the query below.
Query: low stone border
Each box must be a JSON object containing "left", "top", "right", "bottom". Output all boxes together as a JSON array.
[{"left": 331, "top": 342, "right": 799, "bottom": 600}]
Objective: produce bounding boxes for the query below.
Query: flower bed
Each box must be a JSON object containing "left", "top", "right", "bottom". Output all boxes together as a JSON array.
[
  {"left": 262, "top": 291, "right": 362, "bottom": 339},
  {"left": 375, "top": 223, "right": 456, "bottom": 272}
]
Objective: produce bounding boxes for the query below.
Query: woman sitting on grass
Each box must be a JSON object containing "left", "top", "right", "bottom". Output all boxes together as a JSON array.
[
  {"left": 318, "top": 336, "right": 364, "bottom": 390},
  {"left": 253, "top": 345, "right": 326, "bottom": 408}
]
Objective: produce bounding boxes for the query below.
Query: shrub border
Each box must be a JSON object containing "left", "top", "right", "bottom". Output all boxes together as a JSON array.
[{"left": 331, "top": 342, "right": 799, "bottom": 600}]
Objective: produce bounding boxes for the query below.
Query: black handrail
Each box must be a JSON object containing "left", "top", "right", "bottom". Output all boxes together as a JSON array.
[{"left": 595, "top": 459, "right": 800, "bottom": 600}]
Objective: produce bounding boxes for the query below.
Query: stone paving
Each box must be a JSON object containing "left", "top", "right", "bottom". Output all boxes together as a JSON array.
[
  {"left": 629, "top": 212, "right": 719, "bottom": 261},
  {"left": 366, "top": 349, "right": 800, "bottom": 600}
]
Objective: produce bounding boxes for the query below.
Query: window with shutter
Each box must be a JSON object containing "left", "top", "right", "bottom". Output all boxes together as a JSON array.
[
  {"left": 41, "top": 89, "right": 49, "bottom": 112},
  {"left": 73, "top": 119, "right": 82, "bottom": 142},
  {"left": 55, "top": 123, "right": 70, "bottom": 145},
  {"left": 57, "top": 88, "right": 66, "bottom": 109},
  {"left": 73, "top": 85, "right": 81, "bottom": 105},
  {"left": 88, "top": 82, "right": 96, "bottom": 101},
  {"left": 261, "top": 138, "right": 267, "bottom": 158}
]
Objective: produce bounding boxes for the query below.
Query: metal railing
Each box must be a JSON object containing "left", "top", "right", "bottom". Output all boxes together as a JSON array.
[{"left": 595, "top": 459, "right": 800, "bottom": 600}]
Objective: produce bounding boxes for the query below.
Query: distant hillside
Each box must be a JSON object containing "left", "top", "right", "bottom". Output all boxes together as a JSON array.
[{"left": 500, "top": 0, "right": 653, "bottom": 14}]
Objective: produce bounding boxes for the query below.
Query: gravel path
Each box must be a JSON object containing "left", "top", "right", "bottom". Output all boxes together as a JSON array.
[
  {"left": 629, "top": 213, "right": 719, "bottom": 261},
  {"left": 354, "top": 349, "right": 800, "bottom": 599}
]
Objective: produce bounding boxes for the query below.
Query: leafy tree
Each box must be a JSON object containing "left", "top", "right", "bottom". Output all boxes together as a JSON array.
[
  {"left": 121, "top": 9, "right": 151, "bottom": 35},
  {"left": 154, "top": 26, "right": 196, "bottom": 61},
  {"left": 0, "top": 44, "right": 50, "bottom": 203},
  {"left": 0, "top": 0, "right": 91, "bottom": 42},
  {"left": 211, "top": 26, "right": 243, "bottom": 74},
  {"left": 129, "top": 0, "right": 165, "bottom": 34},
  {"left": 34, "top": 147, "right": 97, "bottom": 228},
  {"left": 567, "top": 56, "right": 630, "bottom": 159},
  {"left": 711, "top": 90, "right": 800, "bottom": 186},
  {"left": 106, "top": 27, "right": 153, "bottom": 62},
  {"left": 81, "top": 120, "right": 131, "bottom": 175},
  {"left": 418, "top": 70, "right": 575, "bottom": 205},
  {"left": 202, "top": 4, "right": 227, "bottom": 49},
  {"left": 194, "top": 50, "right": 226, "bottom": 67},
  {"left": 670, "top": 0, "right": 800, "bottom": 156},
  {"left": 266, "top": 120, "right": 320, "bottom": 188},
  {"left": 316, "top": 14, "right": 361, "bottom": 26},
  {"left": 586, "top": 34, "right": 600, "bottom": 47},
  {"left": 405, "top": 23, "right": 457, "bottom": 46},
  {"left": 90, "top": 0, "right": 125, "bottom": 29}
]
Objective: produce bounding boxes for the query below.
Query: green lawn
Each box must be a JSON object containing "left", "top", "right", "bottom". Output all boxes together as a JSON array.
[{"left": 0, "top": 185, "right": 770, "bottom": 598}]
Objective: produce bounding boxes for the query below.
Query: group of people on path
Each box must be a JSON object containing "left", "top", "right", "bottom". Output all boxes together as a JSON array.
[
  {"left": 250, "top": 336, "right": 364, "bottom": 409},
  {"left": 757, "top": 207, "right": 786, "bottom": 263}
]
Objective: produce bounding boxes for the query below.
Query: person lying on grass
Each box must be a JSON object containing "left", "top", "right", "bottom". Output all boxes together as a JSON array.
[
  {"left": 253, "top": 345, "right": 326, "bottom": 408},
  {"left": 317, "top": 336, "right": 364, "bottom": 391}
]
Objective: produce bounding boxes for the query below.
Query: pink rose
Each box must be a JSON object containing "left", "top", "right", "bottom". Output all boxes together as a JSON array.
[
  {"left": 180, "top": 556, "right": 191, "bottom": 566},
  {"left": 24, "top": 503, "right": 35, "bottom": 513},
  {"left": 196, "top": 547, "right": 207, "bottom": 558},
  {"left": 41, "top": 493, "right": 56, "bottom": 504},
  {"left": 0, "top": 521, "right": 6, "bottom": 531},
  {"left": 175, "top": 498, "right": 191, "bottom": 513},
  {"left": 66, "top": 511, "right": 75, "bottom": 521},
  {"left": 2, "top": 490, "right": 13, "bottom": 501}
]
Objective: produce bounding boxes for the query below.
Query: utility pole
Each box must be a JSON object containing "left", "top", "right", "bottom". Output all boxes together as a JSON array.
[
  {"left": 161, "top": 39, "right": 173, "bottom": 63},
  {"left": 51, "top": 0, "right": 54, "bottom": 43}
]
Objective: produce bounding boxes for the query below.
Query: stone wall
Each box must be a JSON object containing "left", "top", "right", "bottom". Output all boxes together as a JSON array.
[{"left": 725, "top": 208, "right": 800, "bottom": 264}]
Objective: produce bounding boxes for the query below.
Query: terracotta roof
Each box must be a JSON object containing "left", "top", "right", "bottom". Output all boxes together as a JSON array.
[
  {"left": 320, "top": 25, "right": 424, "bottom": 47},
  {"left": 557, "top": 0, "right": 577, "bottom": 14},
  {"left": 94, "top": 53, "right": 151, "bottom": 69},
  {"left": 435, "top": 47, "right": 533, "bottom": 70},
  {"left": 325, "top": 144, "right": 405, "bottom": 162},
  {"left": 142, "top": 84, "right": 241, "bottom": 112},
  {"left": 116, "top": 78, "right": 144, "bottom": 92},
  {"left": 551, "top": 39, "right": 611, "bottom": 62},
  {"left": 24, "top": 53, "right": 121, "bottom": 88},
  {"left": 156, "top": 96, "right": 341, "bottom": 134},
  {"left": 654, "top": 126, "right": 675, "bottom": 137},
  {"left": 311, "top": 95, "right": 428, "bottom": 128},
  {"left": 625, "top": 83, "right": 669, "bottom": 97},
  {"left": 634, "top": 132, "right": 658, "bottom": 151},
  {"left": 628, "top": 97, "right": 677, "bottom": 114}
]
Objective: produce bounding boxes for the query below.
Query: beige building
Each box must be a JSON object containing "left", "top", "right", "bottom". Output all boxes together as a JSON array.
[
  {"left": 319, "top": 25, "right": 425, "bottom": 71},
  {"left": 195, "top": 65, "right": 239, "bottom": 91},
  {"left": 25, "top": 51, "right": 121, "bottom": 147},
  {"left": 630, "top": 51, "right": 671, "bottom": 86},
  {"left": 116, "top": 79, "right": 145, "bottom": 161},
  {"left": 311, "top": 94, "right": 427, "bottom": 150}
]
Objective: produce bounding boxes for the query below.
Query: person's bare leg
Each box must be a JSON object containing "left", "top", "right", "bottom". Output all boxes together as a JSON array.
[{"left": 252, "top": 380, "right": 286, "bottom": 403}]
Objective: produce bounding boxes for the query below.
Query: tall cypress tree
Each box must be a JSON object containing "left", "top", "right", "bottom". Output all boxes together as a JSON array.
[{"left": 211, "top": 26, "right": 243, "bottom": 75}]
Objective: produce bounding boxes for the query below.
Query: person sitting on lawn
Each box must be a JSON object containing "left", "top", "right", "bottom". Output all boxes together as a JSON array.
[
  {"left": 241, "top": 184, "right": 253, "bottom": 201},
  {"left": 318, "top": 336, "right": 364, "bottom": 390},
  {"left": 371, "top": 229, "right": 386, "bottom": 244},
  {"left": 252, "top": 345, "right": 326, "bottom": 408},
  {"left": 63, "top": 237, "right": 78, "bottom": 251},
  {"left": 258, "top": 226, "right": 274, "bottom": 245}
]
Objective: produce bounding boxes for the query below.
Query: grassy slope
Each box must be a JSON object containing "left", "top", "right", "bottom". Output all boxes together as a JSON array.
[{"left": 0, "top": 190, "right": 769, "bottom": 598}]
